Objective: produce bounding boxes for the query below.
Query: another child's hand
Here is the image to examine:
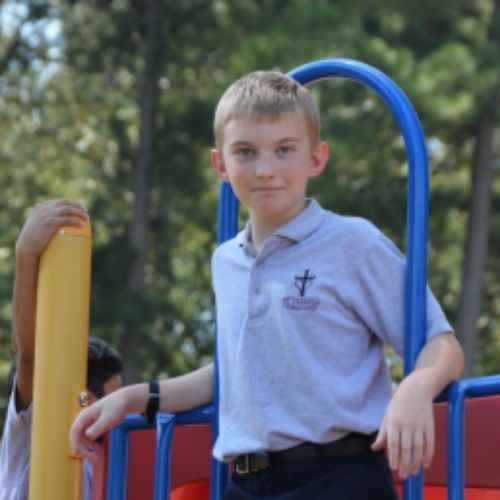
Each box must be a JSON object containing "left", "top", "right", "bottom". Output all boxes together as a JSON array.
[
  {"left": 371, "top": 373, "right": 435, "bottom": 479},
  {"left": 70, "top": 389, "right": 129, "bottom": 464},
  {"left": 17, "top": 199, "right": 88, "bottom": 258}
]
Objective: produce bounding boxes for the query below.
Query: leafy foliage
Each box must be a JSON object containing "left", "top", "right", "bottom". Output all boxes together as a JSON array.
[{"left": 0, "top": 0, "right": 499, "bottom": 427}]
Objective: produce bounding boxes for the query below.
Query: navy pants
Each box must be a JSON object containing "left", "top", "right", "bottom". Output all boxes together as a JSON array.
[{"left": 223, "top": 451, "right": 399, "bottom": 499}]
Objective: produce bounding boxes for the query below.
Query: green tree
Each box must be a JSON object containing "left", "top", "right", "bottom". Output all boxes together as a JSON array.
[{"left": 1, "top": 1, "right": 499, "bottom": 434}]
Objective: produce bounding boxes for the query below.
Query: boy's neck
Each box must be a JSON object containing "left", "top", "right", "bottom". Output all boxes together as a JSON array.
[
  {"left": 249, "top": 222, "right": 275, "bottom": 251},
  {"left": 248, "top": 200, "right": 307, "bottom": 251}
]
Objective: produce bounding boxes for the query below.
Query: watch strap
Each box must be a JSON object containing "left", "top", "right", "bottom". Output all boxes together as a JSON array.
[{"left": 144, "top": 379, "right": 160, "bottom": 424}]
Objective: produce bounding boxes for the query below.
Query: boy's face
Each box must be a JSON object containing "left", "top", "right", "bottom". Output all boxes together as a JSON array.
[{"left": 211, "top": 113, "right": 329, "bottom": 228}]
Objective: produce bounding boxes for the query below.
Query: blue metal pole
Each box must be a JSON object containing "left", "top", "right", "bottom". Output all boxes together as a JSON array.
[
  {"left": 447, "top": 381, "right": 466, "bottom": 500},
  {"left": 217, "top": 181, "right": 239, "bottom": 244},
  {"left": 107, "top": 421, "right": 134, "bottom": 500},
  {"left": 288, "top": 59, "right": 429, "bottom": 500},
  {"left": 212, "top": 181, "right": 239, "bottom": 499},
  {"left": 154, "top": 414, "right": 175, "bottom": 500},
  {"left": 107, "top": 414, "right": 157, "bottom": 499},
  {"left": 447, "top": 375, "right": 500, "bottom": 500}
]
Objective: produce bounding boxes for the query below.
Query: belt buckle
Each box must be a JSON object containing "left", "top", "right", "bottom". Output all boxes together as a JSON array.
[
  {"left": 236, "top": 454, "right": 251, "bottom": 475},
  {"left": 236, "top": 452, "right": 270, "bottom": 474}
]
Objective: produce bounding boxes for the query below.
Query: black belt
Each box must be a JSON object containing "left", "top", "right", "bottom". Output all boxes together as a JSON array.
[{"left": 234, "top": 432, "right": 376, "bottom": 475}]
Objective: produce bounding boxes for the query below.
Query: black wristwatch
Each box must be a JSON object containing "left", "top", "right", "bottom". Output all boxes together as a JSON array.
[{"left": 144, "top": 379, "right": 160, "bottom": 424}]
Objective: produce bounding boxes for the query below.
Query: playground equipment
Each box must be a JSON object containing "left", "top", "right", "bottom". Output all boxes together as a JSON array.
[
  {"left": 29, "top": 59, "right": 500, "bottom": 499},
  {"left": 96, "top": 395, "right": 500, "bottom": 499},
  {"left": 29, "top": 221, "right": 92, "bottom": 500}
]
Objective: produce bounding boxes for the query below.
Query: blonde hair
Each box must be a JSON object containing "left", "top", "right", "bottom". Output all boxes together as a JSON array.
[{"left": 213, "top": 71, "right": 320, "bottom": 149}]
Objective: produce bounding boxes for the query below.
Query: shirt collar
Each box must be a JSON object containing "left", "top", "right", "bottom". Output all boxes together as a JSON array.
[
  {"left": 275, "top": 198, "right": 326, "bottom": 243},
  {"left": 236, "top": 221, "right": 255, "bottom": 256}
]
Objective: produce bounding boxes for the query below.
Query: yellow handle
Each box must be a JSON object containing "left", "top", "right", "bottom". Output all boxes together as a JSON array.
[{"left": 29, "top": 221, "right": 91, "bottom": 500}]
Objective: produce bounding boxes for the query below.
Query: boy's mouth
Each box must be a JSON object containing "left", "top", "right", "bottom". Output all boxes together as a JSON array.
[{"left": 252, "top": 187, "right": 284, "bottom": 193}]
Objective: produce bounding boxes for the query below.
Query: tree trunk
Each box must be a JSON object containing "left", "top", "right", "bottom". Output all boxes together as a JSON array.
[
  {"left": 122, "top": 0, "right": 162, "bottom": 383},
  {"left": 127, "top": 0, "right": 162, "bottom": 296},
  {"left": 456, "top": 0, "right": 499, "bottom": 377},
  {"left": 456, "top": 119, "right": 495, "bottom": 377}
]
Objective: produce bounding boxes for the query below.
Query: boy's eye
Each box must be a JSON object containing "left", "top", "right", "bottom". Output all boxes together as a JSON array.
[
  {"left": 235, "top": 147, "right": 254, "bottom": 158},
  {"left": 277, "top": 145, "right": 293, "bottom": 155}
]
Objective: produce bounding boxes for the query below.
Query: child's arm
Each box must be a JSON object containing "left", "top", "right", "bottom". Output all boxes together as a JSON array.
[
  {"left": 372, "top": 333, "right": 464, "bottom": 479},
  {"left": 70, "top": 363, "right": 214, "bottom": 462},
  {"left": 13, "top": 200, "right": 89, "bottom": 410}
]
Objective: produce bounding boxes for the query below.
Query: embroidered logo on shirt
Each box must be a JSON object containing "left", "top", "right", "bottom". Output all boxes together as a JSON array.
[{"left": 283, "top": 269, "right": 320, "bottom": 311}]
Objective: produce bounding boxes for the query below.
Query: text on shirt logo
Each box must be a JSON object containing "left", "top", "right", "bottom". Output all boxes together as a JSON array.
[{"left": 283, "top": 269, "right": 320, "bottom": 311}]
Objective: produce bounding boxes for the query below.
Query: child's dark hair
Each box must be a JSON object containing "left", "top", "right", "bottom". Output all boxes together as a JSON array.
[{"left": 86, "top": 337, "right": 122, "bottom": 399}]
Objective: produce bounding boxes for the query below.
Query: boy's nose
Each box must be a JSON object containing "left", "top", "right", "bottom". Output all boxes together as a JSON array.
[{"left": 255, "top": 157, "right": 275, "bottom": 178}]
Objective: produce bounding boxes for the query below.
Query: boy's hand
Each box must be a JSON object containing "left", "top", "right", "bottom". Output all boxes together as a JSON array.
[
  {"left": 70, "top": 389, "right": 129, "bottom": 464},
  {"left": 372, "top": 333, "right": 463, "bottom": 479},
  {"left": 16, "top": 199, "right": 88, "bottom": 258},
  {"left": 371, "top": 373, "right": 435, "bottom": 479}
]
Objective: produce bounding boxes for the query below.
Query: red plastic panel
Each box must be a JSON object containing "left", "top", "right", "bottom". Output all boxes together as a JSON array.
[
  {"left": 394, "top": 485, "right": 500, "bottom": 500},
  {"left": 126, "top": 423, "right": 211, "bottom": 500},
  {"left": 171, "top": 480, "right": 210, "bottom": 500}
]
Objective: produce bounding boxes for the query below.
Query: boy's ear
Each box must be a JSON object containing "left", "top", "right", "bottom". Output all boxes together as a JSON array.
[
  {"left": 308, "top": 141, "right": 330, "bottom": 178},
  {"left": 210, "top": 148, "right": 229, "bottom": 181}
]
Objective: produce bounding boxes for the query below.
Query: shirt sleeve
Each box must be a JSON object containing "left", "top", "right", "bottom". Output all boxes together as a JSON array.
[
  {"left": 349, "top": 230, "right": 453, "bottom": 356},
  {"left": 0, "top": 385, "right": 32, "bottom": 500}
]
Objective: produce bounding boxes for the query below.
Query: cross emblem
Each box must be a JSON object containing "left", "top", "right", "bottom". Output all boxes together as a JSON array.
[{"left": 294, "top": 269, "right": 316, "bottom": 297}]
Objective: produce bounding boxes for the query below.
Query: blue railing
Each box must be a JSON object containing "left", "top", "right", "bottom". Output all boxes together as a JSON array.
[
  {"left": 446, "top": 375, "right": 500, "bottom": 500},
  {"left": 105, "top": 59, "right": 496, "bottom": 500},
  {"left": 107, "top": 406, "right": 213, "bottom": 500}
]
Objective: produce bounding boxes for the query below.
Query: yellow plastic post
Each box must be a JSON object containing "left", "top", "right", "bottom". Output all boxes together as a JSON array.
[{"left": 29, "top": 221, "right": 92, "bottom": 500}]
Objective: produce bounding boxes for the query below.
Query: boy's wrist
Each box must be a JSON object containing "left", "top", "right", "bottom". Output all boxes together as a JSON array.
[{"left": 400, "top": 369, "right": 436, "bottom": 398}]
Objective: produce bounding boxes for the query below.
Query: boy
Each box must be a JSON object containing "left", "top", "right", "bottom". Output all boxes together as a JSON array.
[
  {"left": 70, "top": 71, "right": 464, "bottom": 499},
  {"left": 0, "top": 199, "right": 123, "bottom": 500}
]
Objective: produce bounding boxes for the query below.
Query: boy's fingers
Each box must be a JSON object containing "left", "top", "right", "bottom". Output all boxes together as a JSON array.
[
  {"left": 387, "top": 425, "right": 400, "bottom": 472},
  {"left": 70, "top": 409, "right": 98, "bottom": 453},
  {"left": 52, "top": 207, "right": 89, "bottom": 224},
  {"left": 69, "top": 429, "right": 97, "bottom": 463},
  {"left": 398, "top": 429, "right": 412, "bottom": 479},
  {"left": 423, "top": 424, "right": 435, "bottom": 468},
  {"left": 36, "top": 199, "right": 89, "bottom": 222},
  {"left": 410, "top": 429, "right": 424, "bottom": 475},
  {"left": 371, "top": 426, "right": 386, "bottom": 451},
  {"left": 85, "top": 420, "right": 105, "bottom": 442},
  {"left": 79, "top": 445, "right": 98, "bottom": 464}
]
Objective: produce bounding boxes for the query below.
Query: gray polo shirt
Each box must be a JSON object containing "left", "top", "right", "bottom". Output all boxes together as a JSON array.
[{"left": 211, "top": 198, "right": 452, "bottom": 462}]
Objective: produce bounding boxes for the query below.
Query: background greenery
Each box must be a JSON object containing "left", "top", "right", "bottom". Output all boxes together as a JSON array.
[{"left": 0, "top": 0, "right": 499, "bottom": 429}]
